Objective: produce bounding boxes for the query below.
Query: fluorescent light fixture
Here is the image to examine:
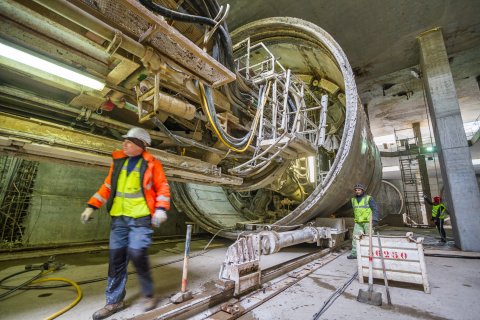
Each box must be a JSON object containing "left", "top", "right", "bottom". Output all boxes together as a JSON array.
[
  {"left": 473, "top": 159, "right": 480, "bottom": 165},
  {"left": 307, "top": 156, "right": 316, "bottom": 183},
  {"left": 382, "top": 165, "right": 400, "bottom": 172},
  {"left": 425, "top": 146, "right": 434, "bottom": 152},
  {"left": 0, "top": 42, "right": 105, "bottom": 90}
]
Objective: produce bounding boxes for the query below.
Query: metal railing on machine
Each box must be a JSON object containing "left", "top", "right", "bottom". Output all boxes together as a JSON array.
[{"left": 229, "top": 38, "right": 328, "bottom": 177}]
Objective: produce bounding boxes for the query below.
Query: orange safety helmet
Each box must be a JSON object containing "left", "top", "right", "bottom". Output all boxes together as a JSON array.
[{"left": 433, "top": 196, "right": 441, "bottom": 203}]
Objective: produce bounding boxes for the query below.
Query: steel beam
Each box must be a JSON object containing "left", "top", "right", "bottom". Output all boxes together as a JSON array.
[{"left": 0, "top": 113, "right": 243, "bottom": 186}]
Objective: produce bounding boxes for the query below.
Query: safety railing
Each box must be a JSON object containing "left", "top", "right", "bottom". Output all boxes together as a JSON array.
[{"left": 231, "top": 38, "right": 330, "bottom": 176}]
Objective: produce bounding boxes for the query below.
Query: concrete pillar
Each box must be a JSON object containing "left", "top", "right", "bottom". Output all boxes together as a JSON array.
[
  {"left": 412, "top": 122, "right": 432, "bottom": 225},
  {"left": 418, "top": 28, "right": 480, "bottom": 251}
]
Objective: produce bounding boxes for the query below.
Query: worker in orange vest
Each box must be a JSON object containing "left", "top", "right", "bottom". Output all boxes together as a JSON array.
[{"left": 80, "top": 127, "right": 170, "bottom": 320}]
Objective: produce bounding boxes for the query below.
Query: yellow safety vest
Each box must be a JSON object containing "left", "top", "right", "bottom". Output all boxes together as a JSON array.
[
  {"left": 352, "top": 195, "right": 372, "bottom": 223},
  {"left": 110, "top": 158, "right": 151, "bottom": 218},
  {"left": 432, "top": 203, "right": 446, "bottom": 219}
]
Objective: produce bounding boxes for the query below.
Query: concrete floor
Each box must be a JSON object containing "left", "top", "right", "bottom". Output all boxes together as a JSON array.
[
  {"left": 241, "top": 241, "right": 480, "bottom": 320},
  {"left": 0, "top": 228, "right": 479, "bottom": 320}
]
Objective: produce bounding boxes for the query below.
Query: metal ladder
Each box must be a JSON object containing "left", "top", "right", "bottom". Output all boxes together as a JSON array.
[{"left": 394, "top": 128, "right": 428, "bottom": 226}]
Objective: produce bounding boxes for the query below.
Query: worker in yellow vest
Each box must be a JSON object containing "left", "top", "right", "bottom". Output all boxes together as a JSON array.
[
  {"left": 79, "top": 127, "right": 170, "bottom": 320},
  {"left": 347, "top": 183, "right": 379, "bottom": 259},
  {"left": 423, "top": 194, "right": 447, "bottom": 243}
]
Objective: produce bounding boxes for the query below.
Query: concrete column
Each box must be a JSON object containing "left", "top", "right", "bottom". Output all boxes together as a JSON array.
[
  {"left": 413, "top": 122, "right": 432, "bottom": 226},
  {"left": 418, "top": 28, "right": 480, "bottom": 251}
]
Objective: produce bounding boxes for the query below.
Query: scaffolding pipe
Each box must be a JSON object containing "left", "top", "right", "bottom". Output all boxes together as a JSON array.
[{"left": 0, "top": 85, "right": 166, "bottom": 140}]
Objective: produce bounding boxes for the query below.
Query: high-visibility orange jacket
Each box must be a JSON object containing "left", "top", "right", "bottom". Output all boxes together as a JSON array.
[{"left": 88, "top": 150, "right": 170, "bottom": 214}]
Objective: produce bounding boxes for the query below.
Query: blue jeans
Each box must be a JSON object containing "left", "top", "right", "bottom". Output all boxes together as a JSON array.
[{"left": 106, "top": 215, "right": 154, "bottom": 304}]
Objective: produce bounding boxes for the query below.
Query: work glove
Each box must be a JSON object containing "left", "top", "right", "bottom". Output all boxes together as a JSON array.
[
  {"left": 80, "top": 207, "right": 94, "bottom": 224},
  {"left": 152, "top": 209, "right": 167, "bottom": 227}
]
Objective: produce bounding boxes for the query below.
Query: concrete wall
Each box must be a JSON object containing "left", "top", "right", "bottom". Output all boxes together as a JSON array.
[
  {"left": 23, "top": 161, "right": 188, "bottom": 246},
  {"left": 384, "top": 177, "right": 444, "bottom": 202}
]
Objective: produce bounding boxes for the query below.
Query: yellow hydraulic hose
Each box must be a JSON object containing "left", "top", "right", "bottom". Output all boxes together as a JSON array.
[
  {"left": 32, "top": 277, "right": 82, "bottom": 320},
  {"left": 198, "top": 81, "right": 271, "bottom": 153}
]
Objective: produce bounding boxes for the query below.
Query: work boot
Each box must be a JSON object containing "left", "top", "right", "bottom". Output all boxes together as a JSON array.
[
  {"left": 92, "top": 301, "right": 125, "bottom": 320},
  {"left": 346, "top": 254, "right": 357, "bottom": 259},
  {"left": 143, "top": 296, "right": 157, "bottom": 312}
]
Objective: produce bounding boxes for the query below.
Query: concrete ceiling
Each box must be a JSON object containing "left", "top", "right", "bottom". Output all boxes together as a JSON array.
[
  {"left": 223, "top": 0, "right": 480, "bottom": 80},
  {"left": 221, "top": 0, "right": 480, "bottom": 138}
]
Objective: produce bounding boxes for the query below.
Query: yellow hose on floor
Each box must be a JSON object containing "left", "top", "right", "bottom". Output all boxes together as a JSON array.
[{"left": 32, "top": 277, "right": 82, "bottom": 320}]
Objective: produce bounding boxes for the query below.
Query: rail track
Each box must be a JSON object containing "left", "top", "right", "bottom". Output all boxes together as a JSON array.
[{"left": 131, "top": 241, "right": 349, "bottom": 320}]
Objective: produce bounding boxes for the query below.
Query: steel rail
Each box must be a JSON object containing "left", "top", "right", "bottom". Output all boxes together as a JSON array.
[{"left": 130, "top": 241, "right": 349, "bottom": 320}]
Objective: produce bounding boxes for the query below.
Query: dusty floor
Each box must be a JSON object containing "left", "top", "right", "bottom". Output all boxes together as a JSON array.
[
  {"left": 0, "top": 227, "right": 479, "bottom": 320},
  {"left": 240, "top": 236, "right": 480, "bottom": 320}
]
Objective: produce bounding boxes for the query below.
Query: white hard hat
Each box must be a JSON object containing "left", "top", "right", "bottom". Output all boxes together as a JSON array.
[{"left": 122, "top": 127, "right": 151, "bottom": 146}]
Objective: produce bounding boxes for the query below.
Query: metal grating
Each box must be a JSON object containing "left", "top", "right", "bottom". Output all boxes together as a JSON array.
[{"left": 0, "top": 156, "right": 38, "bottom": 248}]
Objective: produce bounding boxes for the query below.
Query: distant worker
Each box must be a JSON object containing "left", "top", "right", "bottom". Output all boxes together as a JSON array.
[
  {"left": 423, "top": 194, "right": 447, "bottom": 243},
  {"left": 80, "top": 127, "right": 170, "bottom": 320},
  {"left": 347, "top": 183, "right": 379, "bottom": 259}
]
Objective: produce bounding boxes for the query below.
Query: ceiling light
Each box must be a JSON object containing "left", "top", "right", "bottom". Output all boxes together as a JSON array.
[{"left": 0, "top": 42, "right": 105, "bottom": 90}]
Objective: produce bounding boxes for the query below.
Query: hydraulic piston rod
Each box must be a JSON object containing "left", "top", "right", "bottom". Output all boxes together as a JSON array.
[
  {"left": 219, "top": 225, "right": 344, "bottom": 295},
  {"left": 259, "top": 227, "right": 321, "bottom": 255}
]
